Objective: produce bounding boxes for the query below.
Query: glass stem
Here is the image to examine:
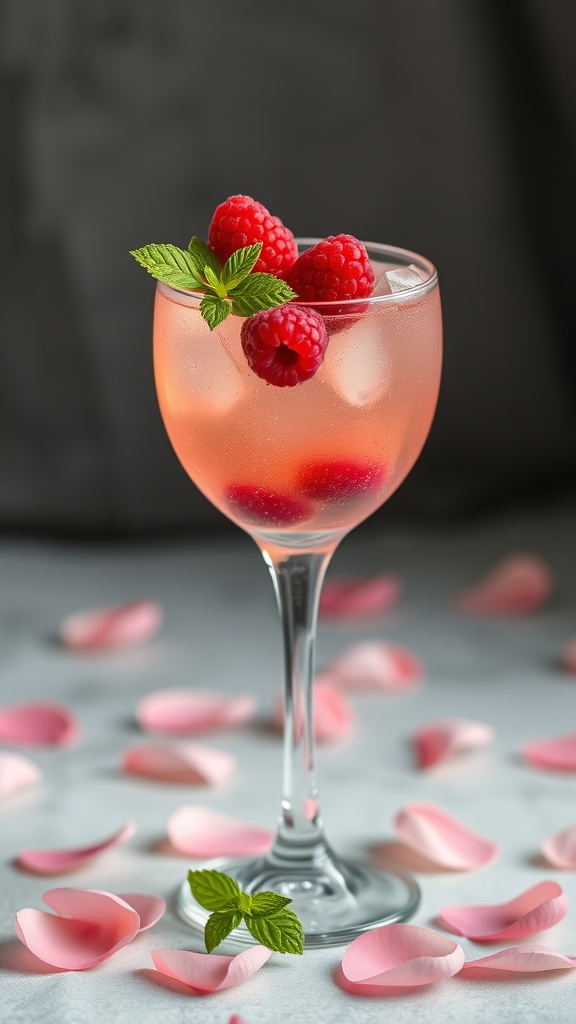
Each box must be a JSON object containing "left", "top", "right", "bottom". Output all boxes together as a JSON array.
[{"left": 261, "top": 547, "right": 337, "bottom": 871}]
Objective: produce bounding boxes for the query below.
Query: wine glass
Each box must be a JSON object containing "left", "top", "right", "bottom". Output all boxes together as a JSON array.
[{"left": 153, "top": 241, "right": 442, "bottom": 947}]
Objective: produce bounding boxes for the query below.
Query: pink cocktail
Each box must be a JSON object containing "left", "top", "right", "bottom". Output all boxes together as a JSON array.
[{"left": 154, "top": 240, "right": 442, "bottom": 946}]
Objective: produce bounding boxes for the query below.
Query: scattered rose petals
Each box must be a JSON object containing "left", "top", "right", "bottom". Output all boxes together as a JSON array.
[
  {"left": 137, "top": 689, "right": 257, "bottom": 735},
  {"left": 455, "top": 554, "right": 553, "bottom": 615},
  {"left": 0, "top": 752, "right": 42, "bottom": 800},
  {"left": 151, "top": 946, "right": 272, "bottom": 993},
  {"left": 167, "top": 806, "right": 273, "bottom": 858},
  {"left": 0, "top": 701, "right": 79, "bottom": 747},
  {"left": 523, "top": 733, "right": 576, "bottom": 772},
  {"left": 439, "top": 882, "right": 568, "bottom": 941},
  {"left": 460, "top": 945, "right": 576, "bottom": 975},
  {"left": 16, "top": 820, "right": 136, "bottom": 875},
  {"left": 413, "top": 720, "right": 495, "bottom": 769},
  {"left": 122, "top": 742, "right": 235, "bottom": 786},
  {"left": 341, "top": 924, "right": 465, "bottom": 990},
  {"left": 562, "top": 639, "right": 576, "bottom": 674},
  {"left": 542, "top": 824, "right": 576, "bottom": 869},
  {"left": 60, "top": 600, "right": 162, "bottom": 652},
  {"left": 272, "top": 679, "right": 355, "bottom": 744},
  {"left": 394, "top": 803, "right": 498, "bottom": 871},
  {"left": 326, "top": 641, "right": 423, "bottom": 693},
  {"left": 117, "top": 893, "right": 166, "bottom": 931},
  {"left": 319, "top": 574, "right": 401, "bottom": 619},
  {"left": 15, "top": 888, "right": 141, "bottom": 970}
]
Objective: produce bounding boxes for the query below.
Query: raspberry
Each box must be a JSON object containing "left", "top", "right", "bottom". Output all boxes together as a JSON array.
[
  {"left": 286, "top": 234, "right": 375, "bottom": 313},
  {"left": 240, "top": 305, "right": 329, "bottom": 387},
  {"left": 208, "top": 195, "right": 298, "bottom": 278},
  {"left": 296, "top": 459, "right": 388, "bottom": 501},
  {"left": 225, "top": 483, "right": 312, "bottom": 528}
]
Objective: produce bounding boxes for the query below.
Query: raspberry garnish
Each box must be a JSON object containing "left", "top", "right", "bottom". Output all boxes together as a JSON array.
[
  {"left": 296, "top": 459, "right": 388, "bottom": 502},
  {"left": 225, "top": 483, "right": 312, "bottom": 528},
  {"left": 208, "top": 195, "right": 298, "bottom": 278},
  {"left": 240, "top": 304, "right": 329, "bottom": 387},
  {"left": 286, "top": 234, "right": 375, "bottom": 313}
]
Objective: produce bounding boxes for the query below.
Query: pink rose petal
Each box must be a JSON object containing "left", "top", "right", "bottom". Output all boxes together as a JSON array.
[
  {"left": 122, "top": 742, "right": 235, "bottom": 785},
  {"left": 273, "top": 679, "right": 356, "bottom": 744},
  {"left": 460, "top": 945, "right": 576, "bottom": 975},
  {"left": 15, "top": 888, "right": 141, "bottom": 970},
  {"left": 0, "top": 752, "right": 42, "bottom": 800},
  {"left": 16, "top": 820, "right": 136, "bottom": 875},
  {"left": 137, "top": 689, "right": 257, "bottom": 735},
  {"left": 0, "top": 701, "right": 79, "bottom": 747},
  {"left": 167, "top": 806, "right": 273, "bottom": 858},
  {"left": 341, "top": 924, "right": 465, "bottom": 990},
  {"left": 151, "top": 946, "right": 272, "bottom": 993},
  {"left": 523, "top": 733, "right": 576, "bottom": 772},
  {"left": 439, "top": 881, "right": 568, "bottom": 941},
  {"left": 455, "top": 554, "right": 553, "bottom": 615},
  {"left": 60, "top": 600, "right": 162, "bottom": 652},
  {"left": 319, "top": 574, "right": 401, "bottom": 619},
  {"left": 228, "top": 1017, "right": 248, "bottom": 1024},
  {"left": 562, "top": 639, "right": 576, "bottom": 674},
  {"left": 117, "top": 893, "right": 166, "bottom": 931},
  {"left": 326, "top": 641, "right": 423, "bottom": 692},
  {"left": 394, "top": 803, "right": 498, "bottom": 871},
  {"left": 542, "top": 824, "right": 576, "bottom": 869},
  {"left": 414, "top": 720, "right": 495, "bottom": 769}
]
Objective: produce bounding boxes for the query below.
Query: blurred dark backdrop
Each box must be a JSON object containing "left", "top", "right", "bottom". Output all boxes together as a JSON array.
[{"left": 0, "top": 0, "right": 575, "bottom": 537}]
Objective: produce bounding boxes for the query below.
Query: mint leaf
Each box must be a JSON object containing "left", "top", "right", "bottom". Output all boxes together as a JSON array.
[
  {"left": 130, "top": 243, "right": 204, "bottom": 290},
  {"left": 203, "top": 265, "right": 226, "bottom": 296},
  {"left": 187, "top": 236, "right": 222, "bottom": 282},
  {"left": 200, "top": 293, "right": 231, "bottom": 329},
  {"left": 244, "top": 908, "right": 304, "bottom": 955},
  {"left": 205, "top": 909, "right": 242, "bottom": 953},
  {"left": 222, "top": 243, "right": 262, "bottom": 289},
  {"left": 229, "top": 273, "right": 297, "bottom": 317},
  {"left": 187, "top": 869, "right": 241, "bottom": 911},
  {"left": 248, "top": 892, "right": 292, "bottom": 917}
]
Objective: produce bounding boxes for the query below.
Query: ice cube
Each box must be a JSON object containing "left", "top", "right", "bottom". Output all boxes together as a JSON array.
[
  {"left": 166, "top": 303, "right": 246, "bottom": 416},
  {"left": 321, "top": 314, "right": 392, "bottom": 407},
  {"left": 385, "top": 264, "right": 425, "bottom": 293}
]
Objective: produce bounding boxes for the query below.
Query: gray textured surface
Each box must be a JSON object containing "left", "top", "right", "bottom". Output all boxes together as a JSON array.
[{"left": 2, "top": 500, "right": 576, "bottom": 1022}]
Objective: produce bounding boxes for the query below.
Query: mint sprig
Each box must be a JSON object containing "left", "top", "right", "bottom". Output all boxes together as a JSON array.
[
  {"left": 130, "top": 238, "right": 296, "bottom": 330},
  {"left": 188, "top": 868, "right": 304, "bottom": 955}
]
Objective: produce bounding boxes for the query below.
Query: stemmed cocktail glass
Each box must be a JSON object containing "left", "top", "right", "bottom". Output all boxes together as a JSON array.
[{"left": 153, "top": 240, "right": 442, "bottom": 947}]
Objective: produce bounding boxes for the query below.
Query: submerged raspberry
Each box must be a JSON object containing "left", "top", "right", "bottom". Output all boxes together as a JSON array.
[
  {"left": 240, "top": 304, "right": 329, "bottom": 387},
  {"left": 296, "top": 459, "right": 388, "bottom": 502},
  {"left": 208, "top": 195, "right": 298, "bottom": 278},
  {"left": 225, "top": 483, "right": 312, "bottom": 528},
  {"left": 286, "top": 234, "right": 374, "bottom": 312}
]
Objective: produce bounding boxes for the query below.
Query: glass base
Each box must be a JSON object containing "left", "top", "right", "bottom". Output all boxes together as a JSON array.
[{"left": 177, "top": 854, "right": 420, "bottom": 948}]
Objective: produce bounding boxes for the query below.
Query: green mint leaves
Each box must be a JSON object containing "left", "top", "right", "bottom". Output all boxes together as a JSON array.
[
  {"left": 187, "top": 868, "right": 304, "bottom": 955},
  {"left": 130, "top": 238, "right": 296, "bottom": 330}
]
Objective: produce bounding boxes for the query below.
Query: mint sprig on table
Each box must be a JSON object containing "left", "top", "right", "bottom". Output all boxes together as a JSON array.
[
  {"left": 130, "top": 237, "right": 296, "bottom": 330},
  {"left": 188, "top": 868, "right": 304, "bottom": 955}
]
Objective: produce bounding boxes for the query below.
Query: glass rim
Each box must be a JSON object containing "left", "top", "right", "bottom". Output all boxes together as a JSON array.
[{"left": 156, "top": 239, "right": 438, "bottom": 309}]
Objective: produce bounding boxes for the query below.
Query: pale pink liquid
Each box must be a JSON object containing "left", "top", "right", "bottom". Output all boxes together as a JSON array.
[{"left": 153, "top": 254, "right": 442, "bottom": 541}]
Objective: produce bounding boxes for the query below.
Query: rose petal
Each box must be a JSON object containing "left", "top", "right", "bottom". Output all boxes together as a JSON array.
[
  {"left": 523, "top": 733, "right": 576, "bottom": 771},
  {"left": 137, "top": 689, "right": 257, "bottom": 735},
  {"left": 319, "top": 575, "right": 401, "bottom": 619},
  {"left": 151, "top": 946, "right": 272, "bottom": 993},
  {"left": 0, "top": 752, "right": 42, "bottom": 800},
  {"left": 15, "top": 888, "right": 140, "bottom": 970},
  {"left": 439, "top": 882, "right": 568, "bottom": 941},
  {"left": 414, "top": 720, "right": 495, "bottom": 769},
  {"left": 16, "top": 821, "right": 136, "bottom": 875},
  {"left": 326, "top": 641, "right": 423, "bottom": 692},
  {"left": 460, "top": 944, "right": 576, "bottom": 975},
  {"left": 562, "top": 639, "right": 576, "bottom": 674},
  {"left": 121, "top": 742, "right": 235, "bottom": 785},
  {"left": 394, "top": 803, "right": 498, "bottom": 870},
  {"left": 0, "top": 701, "right": 79, "bottom": 747},
  {"left": 167, "top": 806, "right": 273, "bottom": 858},
  {"left": 60, "top": 600, "right": 162, "bottom": 652},
  {"left": 542, "top": 824, "right": 576, "bottom": 869},
  {"left": 455, "top": 554, "right": 553, "bottom": 615},
  {"left": 228, "top": 1017, "right": 248, "bottom": 1024},
  {"left": 115, "top": 893, "right": 166, "bottom": 932},
  {"left": 272, "top": 679, "right": 356, "bottom": 744},
  {"left": 341, "top": 924, "right": 465, "bottom": 989}
]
